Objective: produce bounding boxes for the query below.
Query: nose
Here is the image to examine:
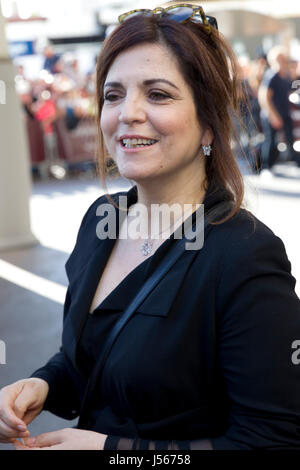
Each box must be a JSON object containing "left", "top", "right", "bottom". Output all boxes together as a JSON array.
[{"left": 118, "top": 94, "right": 147, "bottom": 124}]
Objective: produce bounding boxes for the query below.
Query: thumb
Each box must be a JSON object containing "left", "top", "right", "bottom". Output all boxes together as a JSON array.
[{"left": 13, "top": 385, "right": 38, "bottom": 420}]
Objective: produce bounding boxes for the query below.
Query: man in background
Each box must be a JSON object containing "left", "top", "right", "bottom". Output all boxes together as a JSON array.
[
  {"left": 43, "top": 46, "right": 62, "bottom": 74},
  {"left": 258, "top": 46, "right": 300, "bottom": 178}
]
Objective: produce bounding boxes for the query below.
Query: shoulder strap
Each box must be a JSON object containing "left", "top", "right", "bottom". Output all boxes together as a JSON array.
[{"left": 78, "top": 200, "right": 233, "bottom": 426}]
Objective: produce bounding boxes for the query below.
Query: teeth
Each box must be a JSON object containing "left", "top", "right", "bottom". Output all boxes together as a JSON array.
[{"left": 121, "top": 138, "right": 157, "bottom": 147}]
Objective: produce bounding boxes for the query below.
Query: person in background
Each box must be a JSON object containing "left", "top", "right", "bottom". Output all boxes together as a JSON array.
[
  {"left": 288, "top": 59, "right": 300, "bottom": 82},
  {"left": 252, "top": 51, "right": 269, "bottom": 91},
  {"left": 33, "top": 88, "right": 59, "bottom": 177},
  {"left": 248, "top": 51, "right": 269, "bottom": 133},
  {"left": 234, "top": 56, "right": 261, "bottom": 172},
  {"left": 43, "top": 46, "right": 62, "bottom": 75},
  {"left": 258, "top": 46, "right": 300, "bottom": 178},
  {"left": 64, "top": 57, "right": 85, "bottom": 88}
]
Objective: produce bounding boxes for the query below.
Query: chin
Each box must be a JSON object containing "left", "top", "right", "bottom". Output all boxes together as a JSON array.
[
  {"left": 117, "top": 162, "right": 159, "bottom": 182},
  {"left": 118, "top": 170, "right": 153, "bottom": 182}
]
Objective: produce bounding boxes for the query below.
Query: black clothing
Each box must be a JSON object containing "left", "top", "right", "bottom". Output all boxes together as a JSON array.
[
  {"left": 260, "top": 70, "right": 298, "bottom": 168},
  {"left": 76, "top": 254, "right": 152, "bottom": 380},
  {"left": 76, "top": 236, "right": 212, "bottom": 450},
  {"left": 260, "top": 114, "right": 298, "bottom": 169},
  {"left": 30, "top": 184, "right": 300, "bottom": 450},
  {"left": 261, "top": 69, "right": 291, "bottom": 119},
  {"left": 43, "top": 54, "right": 61, "bottom": 74}
]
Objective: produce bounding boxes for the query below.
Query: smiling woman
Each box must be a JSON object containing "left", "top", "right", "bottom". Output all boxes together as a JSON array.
[
  {"left": 96, "top": 13, "right": 243, "bottom": 219},
  {"left": 1, "top": 5, "right": 300, "bottom": 452},
  {"left": 100, "top": 42, "right": 212, "bottom": 187}
]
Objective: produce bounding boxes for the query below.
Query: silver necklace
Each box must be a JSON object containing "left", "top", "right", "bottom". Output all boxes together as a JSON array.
[
  {"left": 141, "top": 239, "right": 154, "bottom": 257},
  {"left": 127, "top": 205, "right": 187, "bottom": 257},
  {"left": 140, "top": 214, "right": 185, "bottom": 257}
]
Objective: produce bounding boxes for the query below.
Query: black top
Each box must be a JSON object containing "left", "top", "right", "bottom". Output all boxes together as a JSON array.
[
  {"left": 76, "top": 253, "right": 153, "bottom": 380},
  {"left": 77, "top": 221, "right": 206, "bottom": 450},
  {"left": 30, "top": 185, "right": 300, "bottom": 450},
  {"left": 261, "top": 69, "right": 292, "bottom": 118},
  {"left": 76, "top": 232, "right": 212, "bottom": 450}
]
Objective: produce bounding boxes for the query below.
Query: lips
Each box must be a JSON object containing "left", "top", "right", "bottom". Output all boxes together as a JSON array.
[
  {"left": 118, "top": 140, "right": 158, "bottom": 152},
  {"left": 118, "top": 134, "right": 158, "bottom": 141}
]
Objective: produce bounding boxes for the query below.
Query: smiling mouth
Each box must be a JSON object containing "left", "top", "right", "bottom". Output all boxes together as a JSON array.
[{"left": 120, "top": 138, "right": 158, "bottom": 149}]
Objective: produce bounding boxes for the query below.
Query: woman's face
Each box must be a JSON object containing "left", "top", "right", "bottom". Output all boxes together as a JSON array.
[{"left": 100, "top": 42, "right": 212, "bottom": 182}]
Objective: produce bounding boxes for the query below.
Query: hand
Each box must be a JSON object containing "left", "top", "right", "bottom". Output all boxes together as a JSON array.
[
  {"left": 269, "top": 113, "right": 283, "bottom": 130},
  {"left": 0, "top": 378, "right": 49, "bottom": 444},
  {"left": 12, "top": 428, "right": 108, "bottom": 450}
]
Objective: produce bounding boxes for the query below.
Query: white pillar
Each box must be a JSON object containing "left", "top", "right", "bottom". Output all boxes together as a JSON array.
[{"left": 0, "top": 6, "right": 38, "bottom": 251}]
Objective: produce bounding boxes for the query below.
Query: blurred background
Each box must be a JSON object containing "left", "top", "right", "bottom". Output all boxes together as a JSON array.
[{"left": 0, "top": 0, "right": 300, "bottom": 449}]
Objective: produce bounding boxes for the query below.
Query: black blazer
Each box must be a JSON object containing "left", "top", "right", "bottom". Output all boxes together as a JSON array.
[{"left": 31, "top": 184, "right": 300, "bottom": 450}]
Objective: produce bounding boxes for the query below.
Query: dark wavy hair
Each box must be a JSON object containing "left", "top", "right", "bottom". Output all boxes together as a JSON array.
[{"left": 95, "top": 14, "right": 245, "bottom": 223}]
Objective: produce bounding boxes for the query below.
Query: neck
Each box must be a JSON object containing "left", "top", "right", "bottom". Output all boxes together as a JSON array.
[
  {"left": 135, "top": 164, "right": 207, "bottom": 208},
  {"left": 128, "top": 168, "right": 207, "bottom": 238},
  {"left": 276, "top": 67, "right": 289, "bottom": 79}
]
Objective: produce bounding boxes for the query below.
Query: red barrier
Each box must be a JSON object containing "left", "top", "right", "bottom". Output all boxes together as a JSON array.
[{"left": 53, "top": 116, "right": 96, "bottom": 163}]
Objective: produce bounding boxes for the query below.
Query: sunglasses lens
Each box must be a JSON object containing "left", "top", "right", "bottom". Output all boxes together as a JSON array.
[
  {"left": 189, "top": 14, "right": 203, "bottom": 23},
  {"left": 165, "top": 6, "right": 193, "bottom": 22},
  {"left": 206, "top": 15, "right": 218, "bottom": 30},
  {"left": 190, "top": 14, "right": 218, "bottom": 31}
]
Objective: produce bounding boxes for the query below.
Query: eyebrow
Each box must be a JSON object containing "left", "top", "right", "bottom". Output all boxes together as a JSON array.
[{"left": 104, "top": 78, "right": 179, "bottom": 91}]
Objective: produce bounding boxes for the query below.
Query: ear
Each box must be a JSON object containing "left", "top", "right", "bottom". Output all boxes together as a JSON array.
[{"left": 201, "top": 127, "right": 214, "bottom": 146}]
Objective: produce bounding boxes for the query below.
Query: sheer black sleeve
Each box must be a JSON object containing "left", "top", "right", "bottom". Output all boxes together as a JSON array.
[{"left": 103, "top": 436, "right": 213, "bottom": 450}]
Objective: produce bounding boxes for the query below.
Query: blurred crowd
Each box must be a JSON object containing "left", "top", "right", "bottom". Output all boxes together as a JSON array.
[
  {"left": 235, "top": 45, "right": 300, "bottom": 178},
  {"left": 15, "top": 46, "right": 97, "bottom": 179},
  {"left": 14, "top": 44, "right": 300, "bottom": 180}
]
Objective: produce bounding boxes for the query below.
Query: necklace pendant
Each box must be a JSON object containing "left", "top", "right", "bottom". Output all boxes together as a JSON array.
[{"left": 141, "top": 240, "right": 153, "bottom": 256}]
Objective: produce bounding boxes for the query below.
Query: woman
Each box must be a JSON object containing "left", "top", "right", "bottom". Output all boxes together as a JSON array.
[{"left": 1, "top": 5, "right": 300, "bottom": 450}]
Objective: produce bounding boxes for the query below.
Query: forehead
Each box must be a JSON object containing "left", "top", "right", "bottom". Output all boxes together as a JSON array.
[{"left": 105, "top": 42, "right": 184, "bottom": 84}]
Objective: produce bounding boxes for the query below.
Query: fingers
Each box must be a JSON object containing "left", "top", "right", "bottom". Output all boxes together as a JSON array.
[
  {"left": 13, "top": 393, "right": 31, "bottom": 420},
  {"left": 13, "top": 439, "right": 42, "bottom": 451},
  {"left": 0, "top": 379, "right": 45, "bottom": 441},
  {"left": 0, "top": 386, "right": 28, "bottom": 432},
  {"left": 0, "top": 420, "right": 29, "bottom": 441},
  {"left": 13, "top": 433, "right": 65, "bottom": 451},
  {"left": 0, "top": 418, "right": 29, "bottom": 442},
  {"left": 0, "top": 387, "right": 30, "bottom": 442},
  {"left": 0, "top": 400, "right": 27, "bottom": 431},
  {"left": 0, "top": 435, "right": 28, "bottom": 445},
  {"left": 14, "top": 440, "right": 64, "bottom": 451},
  {"left": 0, "top": 403, "right": 28, "bottom": 441},
  {"left": 22, "top": 430, "right": 63, "bottom": 448},
  {"left": 13, "top": 385, "right": 38, "bottom": 421},
  {"left": 0, "top": 413, "right": 29, "bottom": 442}
]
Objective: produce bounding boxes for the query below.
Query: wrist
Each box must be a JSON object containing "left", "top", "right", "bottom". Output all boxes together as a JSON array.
[
  {"left": 96, "top": 432, "right": 108, "bottom": 450},
  {"left": 103, "top": 434, "right": 121, "bottom": 450}
]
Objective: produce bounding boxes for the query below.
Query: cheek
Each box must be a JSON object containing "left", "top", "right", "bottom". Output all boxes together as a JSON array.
[
  {"left": 153, "top": 109, "right": 197, "bottom": 140},
  {"left": 100, "top": 109, "right": 117, "bottom": 139}
]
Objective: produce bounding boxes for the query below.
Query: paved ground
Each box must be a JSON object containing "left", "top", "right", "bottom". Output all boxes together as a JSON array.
[{"left": 0, "top": 163, "right": 299, "bottom": 450}]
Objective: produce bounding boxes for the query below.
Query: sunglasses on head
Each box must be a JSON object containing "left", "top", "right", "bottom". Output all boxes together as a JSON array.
[{"left": 118, "top": 4, "right": 218, "bottom": 37}]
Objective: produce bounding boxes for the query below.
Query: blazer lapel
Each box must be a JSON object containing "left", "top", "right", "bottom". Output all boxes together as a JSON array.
[
  {"left": 62, "top": 185, "right": 139, "bottom": 365},
  {"left": 62, "top": 236, "right": 116, "bottom": 364},
  {"left": 136, "top": 248, "right": 197, "bottom": 316}
]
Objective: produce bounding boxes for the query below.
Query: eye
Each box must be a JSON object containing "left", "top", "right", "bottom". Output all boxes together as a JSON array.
[
  {"left": 149, "top": 91, "right": 171, "bottom": 101},
  {"left": 104, "top": 92, "right": 120, "bottom": 102}
]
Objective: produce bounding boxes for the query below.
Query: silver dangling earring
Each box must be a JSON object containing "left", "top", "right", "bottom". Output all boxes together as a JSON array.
[{"left": 202, "top": 144, "right": 212, "bottom": 156}]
